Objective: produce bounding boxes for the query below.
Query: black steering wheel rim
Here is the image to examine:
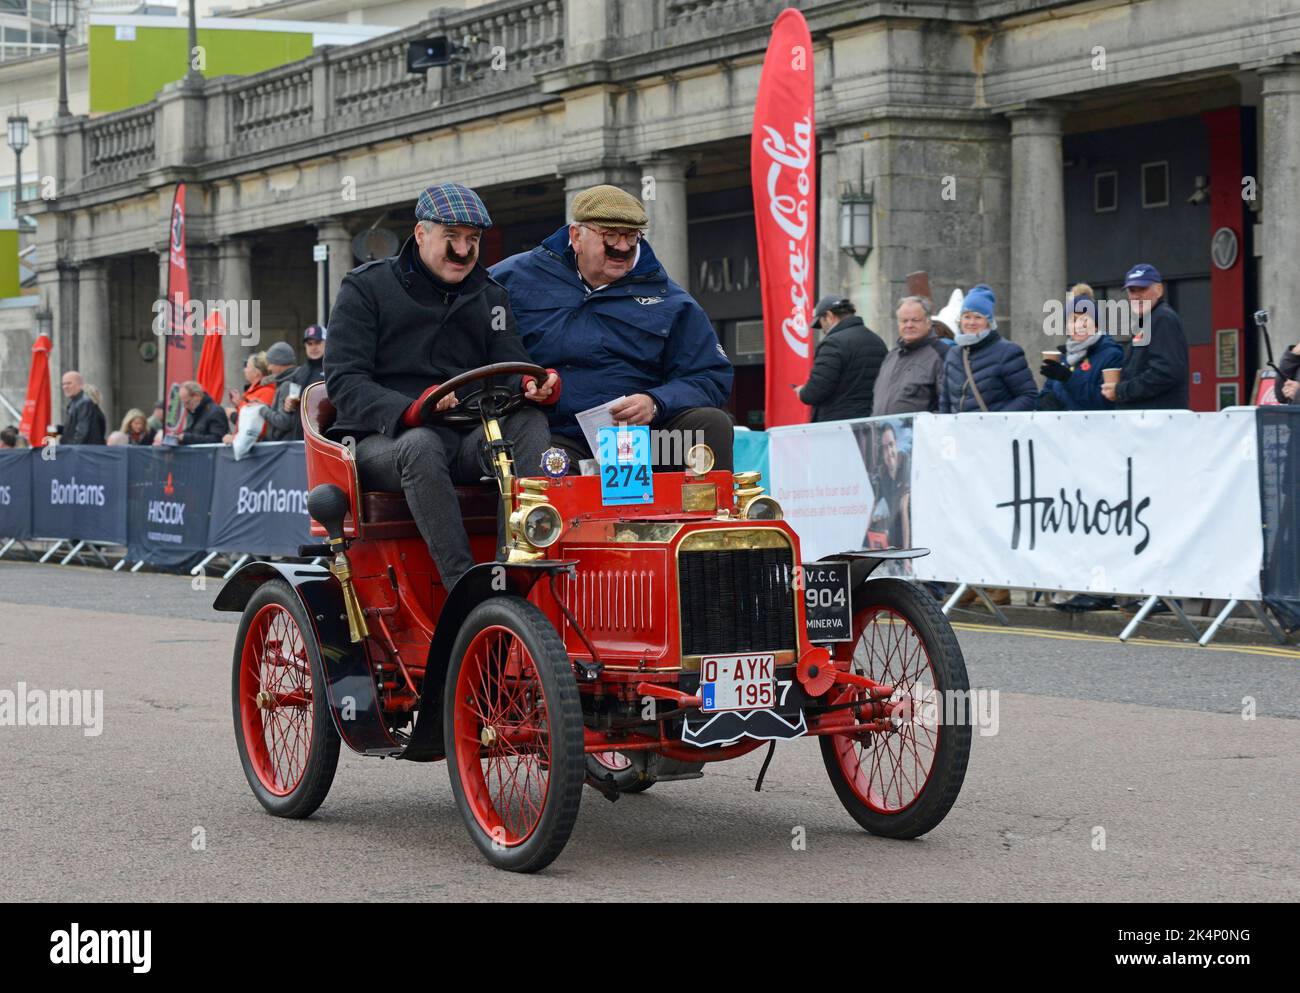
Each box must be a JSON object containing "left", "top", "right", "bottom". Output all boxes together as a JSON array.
[{"left": 418, "top": 361, "right": 548, "bottom": 426}]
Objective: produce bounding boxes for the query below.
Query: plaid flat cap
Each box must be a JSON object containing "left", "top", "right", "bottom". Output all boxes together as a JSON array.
[
  {"left": 571, "top": 185, "right": 648, "bottom": 229},
  {"left": 414, "top": 182, "right": 493, "bottom": 228}
]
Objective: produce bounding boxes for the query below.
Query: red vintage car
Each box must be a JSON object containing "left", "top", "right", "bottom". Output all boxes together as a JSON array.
[{"left": 215, "top": 363, "right": 971, "bottom": 872}]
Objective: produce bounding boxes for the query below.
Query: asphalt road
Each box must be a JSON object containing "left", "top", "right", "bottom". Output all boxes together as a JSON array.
[{"left": 1, "top": 561, "right": 1296, "bottom": 902}]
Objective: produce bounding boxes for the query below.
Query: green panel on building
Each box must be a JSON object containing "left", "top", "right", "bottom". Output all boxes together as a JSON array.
[
  {"left": 90, "top": 25, "right": 314, "bottom": 113},
  {"left": 0, "top": 224, "right": 19, "bottom": 298}
]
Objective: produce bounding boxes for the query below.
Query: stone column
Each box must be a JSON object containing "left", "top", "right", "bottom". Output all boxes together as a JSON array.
[
  {"left": 639, "top": 153, "right": 689, "bottom": 286},
  {"left": 77, "top": 261, "right": 113, "bottom": 425},
  {"left": 1007, "top": 104, "right": 1066, "bottom": 353},
  {"left": 216, "top": 237, "right": 254, "bottom": 398},
  {"left": 817, "top": 139, "right": 844, "bottom": 308},
  {"left": 313, "top": 219, "right": 354, "bottom": 326},
  {"left": 1259, "top": 60, "right": 1300, "bottom": 362}
]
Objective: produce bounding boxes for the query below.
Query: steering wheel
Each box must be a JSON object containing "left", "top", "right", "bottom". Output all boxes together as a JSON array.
[{"left": 417, "top": 361, "right": 549, "bottom": 427}]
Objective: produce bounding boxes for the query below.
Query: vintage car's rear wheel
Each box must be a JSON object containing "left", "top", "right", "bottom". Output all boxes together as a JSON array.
[
  {"left": 820, "top": 578, "right": 971, "bottom": 839},
  {"left": 444, "top": 596, "right": 583, "bottom": 873},
  {"left": 232, "top": 581, "right": 340, "bottom": 818}
]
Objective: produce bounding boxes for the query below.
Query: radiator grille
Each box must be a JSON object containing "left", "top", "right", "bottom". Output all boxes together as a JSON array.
[{"left": 678, "top": 547, "right": 796, "bottom": 656}]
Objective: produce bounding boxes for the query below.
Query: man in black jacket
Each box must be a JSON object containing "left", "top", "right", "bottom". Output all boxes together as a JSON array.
[
  {"left": 59, "top": 371, "right": 106, "bottom": 445},
  {"left": 1278, "top": 341, "right": 1300, "bottom": 404},
  {"left": 176, "top": 381, "right": 230, "bottom": 445},
  {"left": 326, "top": 183, "right": 557, "bottom": 590},
  {"left": 797, "top": 297, "right": 888, "bottom": 421},
  {"left": 1102, "top": 263, "right": 1189, "bottom": 409}
]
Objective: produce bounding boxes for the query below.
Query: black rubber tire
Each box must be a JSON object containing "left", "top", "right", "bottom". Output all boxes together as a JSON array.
[
  {"left": 232, "top": 580, "right": 340, "bottom": 819},
  {"left": 820, "top": 578, "right": 971, "bottom": 840},
  {"left": 443, "top": 596, "right": 584, "bottom": 873}
]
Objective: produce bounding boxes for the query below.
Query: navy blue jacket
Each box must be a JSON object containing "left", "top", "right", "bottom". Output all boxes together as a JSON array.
[
  {"left": 1114, "top": 299, "right": 1189, "bottom": 410},
  {"left": 1039, "top": 336, "right": 1126, "bottom": 411},
  {"left": 939, "top": 331, "right": 1038, "bottom": 413},
  {"left": 490, "top": 228, "right": 733, "bottom": 442}
]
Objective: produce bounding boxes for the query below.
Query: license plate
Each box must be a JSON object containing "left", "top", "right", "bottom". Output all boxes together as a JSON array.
[{"left": 699, "top": 653, "right": 776, "bottom": 713}]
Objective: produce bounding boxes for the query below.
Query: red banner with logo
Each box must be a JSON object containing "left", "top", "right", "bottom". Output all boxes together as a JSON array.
[
  {"left": 163, "top": 183, "right": 195, "bottom": 436},
  {"left": 752, "top": 8, "right": 816, "bottom": 428}
]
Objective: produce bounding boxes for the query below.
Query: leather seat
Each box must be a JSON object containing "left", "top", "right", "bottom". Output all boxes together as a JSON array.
[{"left": 362, "top": 485, "right": 500, "bottom": 534}]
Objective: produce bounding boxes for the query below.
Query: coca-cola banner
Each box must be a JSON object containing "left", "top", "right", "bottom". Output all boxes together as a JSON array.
[
  {"left": 752, "top": 7, "right": 816, "bottom": 428},
  {"left": 0, "top": 450, "right": 34, "bottom": 540},
  {"left": 126, "top": 446, "right": 216, "bottom": 571},
  {"left": 30, "top": 446, "right": 129, "bottom": 544},
  {"left": 206, "top": 442, "right": 311, "bottom": 557}
]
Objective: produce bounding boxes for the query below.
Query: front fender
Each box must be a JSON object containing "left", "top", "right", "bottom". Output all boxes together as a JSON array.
[
  {"left": 818, "top": 548, "right": 931, "bottom": 614},
  {"left": 214, "top": 560, "right": 400, "bottom": 756},
  {"left": 401, "top": 560, "right": 576, "bottom": 762}
]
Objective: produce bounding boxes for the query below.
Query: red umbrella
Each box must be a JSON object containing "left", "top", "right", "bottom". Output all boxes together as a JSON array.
[
  {"left": 198, "top": 310, "right": 225, "bottom": 405},
  {"left": 18, "top": 333, "right": 52, "bottom": 447}
]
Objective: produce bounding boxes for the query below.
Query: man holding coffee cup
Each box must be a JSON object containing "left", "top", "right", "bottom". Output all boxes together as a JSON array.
[{"left": 1100, "top": 263, "right": 1188, "bottom": 409}]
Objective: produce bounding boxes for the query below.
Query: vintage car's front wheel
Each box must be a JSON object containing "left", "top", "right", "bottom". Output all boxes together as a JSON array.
[
  {"left": 820, "top": 578, "right": 971, "bottom": 839},
  {"left": 232, "top": 581, "right": 340, "bottom": 819},
  {"left": 444, "top": 596, "right": 584, "bottom": 873}
]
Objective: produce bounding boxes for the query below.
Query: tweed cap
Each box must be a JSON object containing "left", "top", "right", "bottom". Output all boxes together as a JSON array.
[
  {"left": 571, "top": 185, "right": 648, "bottom": 229},
  {"left": 414, "top": 182, "right": 493, "bottom": 228}
]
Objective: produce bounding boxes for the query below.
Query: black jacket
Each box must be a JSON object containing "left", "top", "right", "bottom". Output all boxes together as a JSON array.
[
  {"left": 63, "top": 391, "right": 106, "bottom": 445},
  {"left": 326, "top": 237, "right": 534, "bottom": 439},
  {"left": 1279, "top": 344, "right": 1300, "bottom": 405},
  {"left": 798, "top": 315, "right": 888, "bottom": 422},
  {"left": 179, "top": 393, "right": 230, "bottom": 445},
  {"left": 1114, "top": 299, "right": 1189, "bottom": 410}
]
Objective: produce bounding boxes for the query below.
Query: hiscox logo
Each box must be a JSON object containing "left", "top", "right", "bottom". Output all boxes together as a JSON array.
[
  {"left": 50, "top": 924, "right": 150, "bottom": 974},
  {"left": 152, "top": 296, "right": 261, "bottom": 346},
  {"left": 49, "top": 476, "right": 106, "bottom": 506},
  {"left": 236, "top": 481, "right": 308, "bottom": 515},
  {"left": 148, "top": 472, "right": 185, "bottom": 527}
]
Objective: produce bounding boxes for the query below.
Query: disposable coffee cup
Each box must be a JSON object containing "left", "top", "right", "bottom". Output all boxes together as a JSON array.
[
  {"left": 1102, "top": 369, "right": 1121, "bottom": 385},
  {"left": 1042, "top": 351, "right": 1061, "bottom": 363},
  {"left": 287, "top": 383, "right": 302, "bottom": 399}
]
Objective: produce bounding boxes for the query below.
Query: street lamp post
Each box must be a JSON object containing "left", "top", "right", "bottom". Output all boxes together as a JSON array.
[
  {"left": 185, "top": 0, "right": 203, "bottom": 86},
  {"left": 6, "top": 113, "right": 29, "bottom": 222},
  {"left": 50, "top": 0, "right": 77, "bottom": 119},
  {"left": 838, "top": 190, "right": 874, "bottom": 266}
]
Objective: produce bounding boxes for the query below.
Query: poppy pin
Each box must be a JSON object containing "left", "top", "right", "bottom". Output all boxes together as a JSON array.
[{"left": 1081, "top": 359, "right": 1092, "bottom": 371}]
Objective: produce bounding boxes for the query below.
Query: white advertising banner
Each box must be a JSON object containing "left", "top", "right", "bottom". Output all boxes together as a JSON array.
[
  {"left": 768, "top": 415, "right": 917, "bottom": 566},
  {"left": 768, "top": 410, "right": 1262, "bottom": 599},
  {"left": 907, "top": 410, "right": 1261, "bottom": 599}
]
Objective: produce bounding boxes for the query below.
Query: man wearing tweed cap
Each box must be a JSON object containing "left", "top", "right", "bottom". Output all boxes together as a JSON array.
[
  {"left": 491, "top": 184, "right": 734, "bottom": 471},
  {"left": 325, "top": 182, "right": 559, "bottom": 590}
]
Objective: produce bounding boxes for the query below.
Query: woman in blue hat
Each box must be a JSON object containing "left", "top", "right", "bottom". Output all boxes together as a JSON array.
[
  {"left": 1038, "top": 283, "right": 1125, "bottom": 411},
  {"left": 938, "top": 284, "right": 1037, "bottom": 413}
]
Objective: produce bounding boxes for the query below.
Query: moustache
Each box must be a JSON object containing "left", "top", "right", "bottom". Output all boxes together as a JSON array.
[
  {"left": 604, "top": 243, "right": 635, "bottom": 262},
  {"left": 445, "top": 244, "right": 477, "bottom": 266}
]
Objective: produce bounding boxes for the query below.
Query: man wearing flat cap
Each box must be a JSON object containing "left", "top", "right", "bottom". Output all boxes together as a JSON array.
[
  {"left": 325, "top": 182, "right": 559, "bottom": 590},
  {"left": 491, "top": 184, "right": 734, "bottom": 470}
]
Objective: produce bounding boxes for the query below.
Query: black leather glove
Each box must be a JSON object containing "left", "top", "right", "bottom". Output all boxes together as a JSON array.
[{"left": 1040, "top": 361, "right": 1070, "bottom": 382}]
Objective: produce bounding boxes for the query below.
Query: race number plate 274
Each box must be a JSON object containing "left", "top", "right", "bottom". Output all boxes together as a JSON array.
[{"left": 700, "top": 653, "right": 776, "bottom": 713}]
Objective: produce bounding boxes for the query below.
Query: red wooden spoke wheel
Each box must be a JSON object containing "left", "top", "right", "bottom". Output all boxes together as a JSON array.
[
  {"left": 232, "top": 581, "right": 339, "bottom": 819},
  {"left": 444, "top": 597, "right": 583, "bottom": 873},
  {"left": 820, "top": 579, "right": 971, "bottom": 839}
]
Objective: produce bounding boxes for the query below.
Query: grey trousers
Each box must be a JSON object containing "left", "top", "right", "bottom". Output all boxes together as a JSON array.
[{"left": 355, "top": 407, "right": 551, "bottom": 590}]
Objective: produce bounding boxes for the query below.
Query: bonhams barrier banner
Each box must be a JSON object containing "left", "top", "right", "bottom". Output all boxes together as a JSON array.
[
  {"left": 126, "top": 445, "right": 216, "bottom": 570},
  {"left": 206, "top": 442, "right": 311, "bottom": 557},
  {"left": 1256, "top": 405, "right": 1300, "bottom": 629},
  {"left": 30, "top": 445, "right": 129, "bottom": 545},
  {"left": 772, "top": 410, "right": 1262, "bottom": 600},
  {"left": 0, "top": 449, "right": 34, "bottom": 540}
]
